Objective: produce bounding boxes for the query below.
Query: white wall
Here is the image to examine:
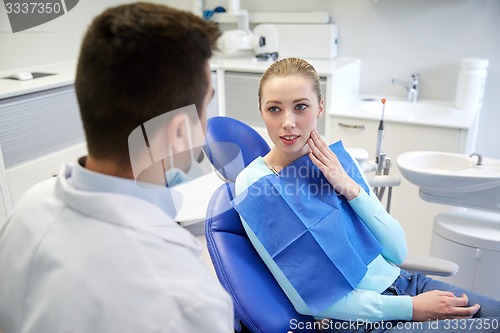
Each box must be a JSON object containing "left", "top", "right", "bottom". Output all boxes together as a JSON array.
[
  {"left": 0, "top": 0, "right": 192, "bottom": 71},
  {"left": 206, "top": 0, "right": 500, "bottom": 159},
  {"left": 1, "top": 0, "right": 499, "bottom": 158},
  {"left": 0, "top": 1, "right": 121, "bottom": 71}
]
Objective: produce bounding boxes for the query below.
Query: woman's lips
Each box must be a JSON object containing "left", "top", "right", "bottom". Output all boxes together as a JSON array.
[{"left": 280, "top": 135, "right": 300, "bottom": 145}]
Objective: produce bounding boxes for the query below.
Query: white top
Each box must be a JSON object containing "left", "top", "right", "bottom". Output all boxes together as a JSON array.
[
  {"left": 434, "top": 210, "right": 500, "bottom": 251},
  {"left": 0, "top": 162, "right": 233, "bottom": 333},
  {"left": 210, "top": 56, "right": 359, "bottom": 76},
  {"left": 0, "top": 57, "right": 357, "bottom": 99},
  {"left": 0, "top": 61, "right": 76, "bottom": 99},
  {"left": 332, "top": 96, "right": 478, "bottom": 129}
]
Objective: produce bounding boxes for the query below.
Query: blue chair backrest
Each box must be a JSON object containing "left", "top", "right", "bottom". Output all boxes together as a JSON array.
[
  {"left": 205, "top": 183, "right": 316, "bottom": 333},
  {"left": 203, "top": 116, "right": 271, "bottom": 182}
]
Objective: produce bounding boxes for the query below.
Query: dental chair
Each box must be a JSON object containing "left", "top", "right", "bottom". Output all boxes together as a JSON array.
[
  {"left": 203, "top": 116, "right": 458, "bottom": 333},
  {"left": 204, "top": 117, "right": 316, "bottom": 332}
]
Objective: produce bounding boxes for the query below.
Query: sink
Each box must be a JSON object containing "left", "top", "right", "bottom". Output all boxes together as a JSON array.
[
  {"left": 360, "top": 100, "right": 452, "bottom": 120},
  {"left": 397, "top": 151, "right": 500, "bottom": 192},
  {"left": 397, "top": 151, "right": 500, "bottom": 212}
]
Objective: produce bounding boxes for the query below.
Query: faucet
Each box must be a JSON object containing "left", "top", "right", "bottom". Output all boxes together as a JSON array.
[
  {"left": 469, "top": 153, "right": 483, "bottom": 166},
  {"left": 392, "top": 73, "right": 419, "bottom": 103}
]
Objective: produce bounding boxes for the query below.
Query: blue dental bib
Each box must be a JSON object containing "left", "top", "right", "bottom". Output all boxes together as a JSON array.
[{"left": 231, "top": 141, "right": 383, "bottom": 314}]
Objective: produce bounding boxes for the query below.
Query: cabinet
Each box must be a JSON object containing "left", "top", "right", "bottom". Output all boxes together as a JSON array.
[
  {"left": 206, "top": 71, "right": 219, "bottom": 119},
  {"left": 0, "top": 143, "right": 86, "bottom": 224},
  {"left": 0, "top": 85, "right": 84, "bottom": 168},
  {"left": 329, "top": 115, "right": 475, "bottom": 255},
  {"left": 430, "top": 211, "right": 500, "bottom": 300},
  {"left": 0, "top": 85, "right": 87, "bottom": 224}
]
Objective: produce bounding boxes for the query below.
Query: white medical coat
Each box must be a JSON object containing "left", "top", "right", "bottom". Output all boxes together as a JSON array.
[{"left": 0, "top": 163, "right": 233, "bottom": 333}]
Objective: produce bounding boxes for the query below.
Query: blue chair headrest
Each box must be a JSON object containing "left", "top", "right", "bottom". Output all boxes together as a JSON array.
[{"left": 204, "top": 117, "right": 270, "bottom": 182}]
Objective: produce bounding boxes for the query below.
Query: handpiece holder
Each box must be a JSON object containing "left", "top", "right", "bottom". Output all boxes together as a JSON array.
[{"left": 372, "top": 155, "right": 401, "bottom": 212}]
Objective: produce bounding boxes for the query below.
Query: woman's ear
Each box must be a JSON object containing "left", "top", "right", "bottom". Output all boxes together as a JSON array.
[{"left": 317, "top": 98, "right": 325, "bottom": 119}]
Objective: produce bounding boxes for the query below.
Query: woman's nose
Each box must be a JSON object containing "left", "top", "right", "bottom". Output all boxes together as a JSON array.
[{"left": 282, "top": 110, "right": 296, "bottom": 129}]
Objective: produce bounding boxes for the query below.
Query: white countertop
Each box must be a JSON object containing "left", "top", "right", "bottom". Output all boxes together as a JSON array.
[
  {"left": 171, "top": 171, "right": 224, "bottom": 226},
  {"left": 0, "top": 56, "right": 358, "bottom": 100},
  {"left": 332, "top": 95, "right": 479, "bottom": 129},
  {"left": 210, "top": 56, "right": 359, "bottom": 76},
  {"left": 0, "top": 61, "right": 76, "bottom": 99}
]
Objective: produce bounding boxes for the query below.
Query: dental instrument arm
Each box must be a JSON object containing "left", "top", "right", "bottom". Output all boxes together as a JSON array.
[
  {"left": 375, "top": 98, "right": 386, "bottom": 176},
  {"left": 375, "top": 98, "right": 386, "bottom": 175},
  {"left": 374, "top": 98, "right": 388, "bottom": 200}
]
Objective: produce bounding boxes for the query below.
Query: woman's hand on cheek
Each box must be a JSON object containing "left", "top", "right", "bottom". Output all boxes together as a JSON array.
[{"left": 308, "top": 130, "right": 360, "bottom": 200}]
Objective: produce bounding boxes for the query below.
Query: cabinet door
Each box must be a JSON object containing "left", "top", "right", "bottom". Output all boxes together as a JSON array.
[
  {"left": 431, "top": 235, "right": 500, "bottom": 301},
  {"left": 0, "top": 85, "right": 84, "bottom": 168},
  {"left": 0, "top": 85, "right": 87, "bottom": 215},
  {"left": 206, "top": 71, "right": 219, "bottom": 119},
  {"left": 330, "top": 116, "right": 461, "bottom": 156},
  {"left": 473, "top": 248, "right": 500, "bottom": 300},
  {"left": 430, "top": 234, "right": 476, "bottom": 289},
  {"left": 330, "top": 116, "right": 462, "bottom": 255},
  {"left": 329, "top": 117, "right": 378, "bottom": 158},
  {"left": 6, "top": 143, "right": 87, "bottom": 204},
  {"left": 0, "top": 193, "right": 7, "bottom": 224},
  {"left": 224, "top": 72, "right": 261, "bottom": 126}
]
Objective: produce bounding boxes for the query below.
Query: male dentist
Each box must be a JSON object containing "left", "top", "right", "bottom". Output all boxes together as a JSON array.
[{"left": 0, "top": 3, "right": 233, "bottom": 332}]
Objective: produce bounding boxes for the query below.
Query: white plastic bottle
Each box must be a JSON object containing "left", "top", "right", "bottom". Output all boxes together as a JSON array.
[{"left": 454, "top": 58, "right": 489, "bottom": 111}]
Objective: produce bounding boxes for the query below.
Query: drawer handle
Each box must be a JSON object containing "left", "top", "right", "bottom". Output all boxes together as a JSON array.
[{"left": 338, "top": 122, "right": 365, "bottom": 129}]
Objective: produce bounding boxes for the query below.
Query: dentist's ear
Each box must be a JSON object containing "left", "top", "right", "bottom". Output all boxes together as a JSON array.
[{"left": 167, "top": 113, "right": 189, "bottom": 154}]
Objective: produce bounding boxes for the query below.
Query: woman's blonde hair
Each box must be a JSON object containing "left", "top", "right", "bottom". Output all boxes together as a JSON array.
[{"left": 258, "top": 57, "right": 321, "bottom": 111}]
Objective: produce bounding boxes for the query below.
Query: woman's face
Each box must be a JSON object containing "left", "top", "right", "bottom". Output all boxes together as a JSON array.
[{"left": 260, "top": 75, "right": 324, "bottom": 161}]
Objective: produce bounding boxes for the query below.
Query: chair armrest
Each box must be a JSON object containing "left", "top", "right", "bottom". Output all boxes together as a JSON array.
[
  {"left": 399, "top": 254, "right": 459, "bottom": 277},
  {"left": 366, "top": 174, "right": 401, "bottom": 188}
]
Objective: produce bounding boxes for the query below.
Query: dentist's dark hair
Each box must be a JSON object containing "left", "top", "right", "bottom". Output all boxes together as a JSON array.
[{"left": 75, "top": 2, "right": 220, "bottom": 169}]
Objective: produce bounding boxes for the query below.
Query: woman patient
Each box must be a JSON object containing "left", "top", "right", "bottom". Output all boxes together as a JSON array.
[{"left": 233, "top": 57, "right": 500, "bottom": 332}]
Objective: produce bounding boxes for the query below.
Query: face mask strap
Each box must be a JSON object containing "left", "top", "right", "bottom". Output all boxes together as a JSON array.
[
  {"left": 167, "top": 114, "right": 197, "bottom": 170},
  {"left": 167, "top": 142, "right": 175, "bottom": 170},
  {"left": 184, "top": 116, "right": 196, "bottom": 164}
]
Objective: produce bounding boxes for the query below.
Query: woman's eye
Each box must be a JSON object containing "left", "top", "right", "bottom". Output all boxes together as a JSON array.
[
  {"left": 268, "top": 106, "right": 280, "bottom": 113},
  {"left": 295, "top": 104, "right": 307, "bottom": 111}
]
